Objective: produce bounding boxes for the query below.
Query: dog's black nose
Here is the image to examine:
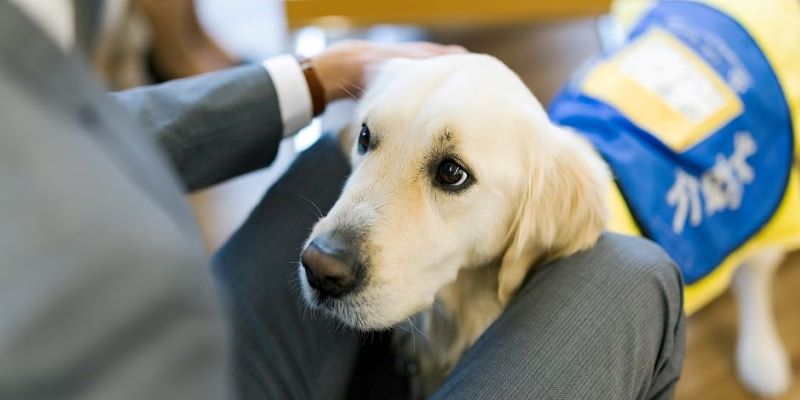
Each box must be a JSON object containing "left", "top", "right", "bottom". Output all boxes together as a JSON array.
[{"left": 301, "top": 238, "right": 359, "bottom": 298}]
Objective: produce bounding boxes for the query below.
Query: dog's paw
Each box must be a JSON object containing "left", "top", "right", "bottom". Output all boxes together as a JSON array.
[{"left": 736, "top": 337, "right": 791, "bottom": 397}]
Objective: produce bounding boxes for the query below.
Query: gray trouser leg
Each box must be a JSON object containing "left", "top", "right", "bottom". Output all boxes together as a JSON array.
[
  {"left": 432, "top": 233, "right": 686, "bottom": 400},
  {"left": 212, "top": 136, "right": 360, "bottom": 400}
]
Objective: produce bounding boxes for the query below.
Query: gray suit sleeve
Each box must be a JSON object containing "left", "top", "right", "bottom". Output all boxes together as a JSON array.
[
  {"left": 0, "top": 72, "right": 232, "bottom": 400},
  {"left": 112, "top": 64, "right": 287, "bottom": 191}
]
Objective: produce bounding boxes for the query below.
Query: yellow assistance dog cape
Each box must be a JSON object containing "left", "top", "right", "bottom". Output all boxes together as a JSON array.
[{"left": 548, "top": 0, "right": 800, "bottom": 314}]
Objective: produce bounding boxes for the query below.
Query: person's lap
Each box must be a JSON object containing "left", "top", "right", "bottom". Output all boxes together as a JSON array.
[
  {"left": 212, "top": 136, "right": 360, "bottom": 399},
  {"left": 432, "top": 233, "right": 685, "bottom": 399},
  {"left": 212, "top": 135, "right": 685, "bottom": 399}
]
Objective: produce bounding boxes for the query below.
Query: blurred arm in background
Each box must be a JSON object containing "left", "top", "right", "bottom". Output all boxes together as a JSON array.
[
  {"left": 87, "top": 0, "right": 238, "bottom": 88},
  {"left": 134, "top": 0, "right": 237, "bottom": 80}
]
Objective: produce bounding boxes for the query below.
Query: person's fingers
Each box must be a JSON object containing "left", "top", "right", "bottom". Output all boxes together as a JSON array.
[
  {"left": 409, "top": 42, "right": 467, "bottom": 55},
  {"left": 385, "top": 42, "right": 468, "bottom": 59},
  {"left": 446, "top": 44, "right": 468, "bottom": 54},
  {"left": 314, "top": 40, "right": 469, "bottom": 102}
]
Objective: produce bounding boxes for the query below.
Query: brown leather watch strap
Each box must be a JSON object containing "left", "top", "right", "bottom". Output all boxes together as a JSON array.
[{"left": 296, "top": 55, "right": 326, "bottom": 116}]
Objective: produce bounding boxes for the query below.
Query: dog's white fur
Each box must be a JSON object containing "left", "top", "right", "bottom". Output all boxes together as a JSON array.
[{"left": 300, "top": 54, "right": 791, "bottom": 396}]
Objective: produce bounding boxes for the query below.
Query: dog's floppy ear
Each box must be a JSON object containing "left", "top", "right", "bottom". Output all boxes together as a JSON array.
[{"left": 497, "top": 127, "right": 608, "bottom": 303}]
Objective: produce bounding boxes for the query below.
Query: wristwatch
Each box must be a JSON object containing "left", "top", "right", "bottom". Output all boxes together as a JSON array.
[{"left": 296, "top": 55, "right": 326, "bottom": 117}]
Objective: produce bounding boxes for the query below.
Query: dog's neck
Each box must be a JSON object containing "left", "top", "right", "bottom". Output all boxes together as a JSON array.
[{"left": 394, "top": 263, "right": 504, "bottom": 394}]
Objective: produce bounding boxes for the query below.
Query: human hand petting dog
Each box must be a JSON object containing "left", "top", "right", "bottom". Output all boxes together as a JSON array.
[{"left": 311, "top": 40, "right": 467, "bottom": 102}]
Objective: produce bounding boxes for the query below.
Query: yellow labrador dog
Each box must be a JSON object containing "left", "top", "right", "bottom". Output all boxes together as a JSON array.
[
  {"left": 299, "top": 54, "right": 609, "bottom": 393},
  {"left": 299, "top": 48, "right": 798, "bottom": 396}
]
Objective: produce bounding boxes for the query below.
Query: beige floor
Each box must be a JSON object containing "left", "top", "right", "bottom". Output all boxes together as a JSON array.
[
  {"left": 677, "top": 254, "right": 800, "bottom": 400},
  {"left": 193, "top": 18, "right": 800, "bottom": 399}
]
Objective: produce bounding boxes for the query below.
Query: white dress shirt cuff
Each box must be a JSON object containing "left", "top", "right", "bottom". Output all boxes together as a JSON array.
[{"left": 262, "top": 55, "right": 314, "bottom": 138}]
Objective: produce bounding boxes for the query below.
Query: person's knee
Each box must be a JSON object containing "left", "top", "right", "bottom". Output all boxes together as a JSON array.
[
  {"left": 572, "top": 233, "right": 684, "bottom": 341},
  {"left": 600, "top": 233, "right": 684, "bottom": 312},
  {"left": 514, "top": 233, "right": 684, "bottom": 325},
  {"left": 535, "top": 233, "right": 685, "bottom": 394},
  {"left": 437, "top": 233, "right": 686, "bottom": 399},
  {"left": 563, "top": 233, "right": 682, "bottom": 311},
  {"left": 569, "top": 233, "right": 685, "bottom": 395},
  {"left": 600, "top": 234, "right": 686, "bottom": 396}
]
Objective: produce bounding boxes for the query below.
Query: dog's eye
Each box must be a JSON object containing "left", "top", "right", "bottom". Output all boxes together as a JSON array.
[
  {"left": 436, "top": 160, "right": 469, "bottom": 187},
  {"left": 358, "top": 124, "right": 370, "bottom": 154}
]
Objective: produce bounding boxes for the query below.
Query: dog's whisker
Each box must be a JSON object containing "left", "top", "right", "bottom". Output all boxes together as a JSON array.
[
  {"left": 297, "top": 195, "right": 324, "bottom": 219},
  {"left": 335, "top": 81, "right": 359, "bottom": 101},
  {"left": 408, "top": 317, "right": 430, "bottom": 343},
  {"left": 413, "top": 325, "right": 429, "bottom": 342},
  {"left": 336, "top": 76, "right": 365, "bottom": 94},
  {"left": 406, "top": 317, "right": 417, "bottom": 353}
]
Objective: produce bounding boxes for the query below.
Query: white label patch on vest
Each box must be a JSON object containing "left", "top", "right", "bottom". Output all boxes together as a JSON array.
[
  {"left": 619, "top": 38, "right": 726, "bottom": 122},
  {"left": 580, "top": 29, "right": 743, "bottom": 151}
]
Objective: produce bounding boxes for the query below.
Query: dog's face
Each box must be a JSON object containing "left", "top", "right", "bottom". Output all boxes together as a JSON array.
[{"left": 300, "top": 54, "right": 608, "bottom": 330}]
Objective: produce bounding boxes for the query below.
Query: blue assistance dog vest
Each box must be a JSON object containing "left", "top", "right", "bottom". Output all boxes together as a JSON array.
[{"left": 548, "top": 0, "right": 800, "bottom": 314}]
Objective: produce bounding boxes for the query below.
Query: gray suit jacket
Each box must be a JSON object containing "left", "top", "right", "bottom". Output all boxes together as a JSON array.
[{"left": 0, "top": 1, "right": 286, "bottom": 398}]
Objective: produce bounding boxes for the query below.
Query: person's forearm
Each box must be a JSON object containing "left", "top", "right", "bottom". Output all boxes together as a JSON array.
[
  {"left": 111, "top": 41, "right": 465, "bottom": 192},
  {"left": 112, "top": 64, "right": 285, "bottom": 192}
]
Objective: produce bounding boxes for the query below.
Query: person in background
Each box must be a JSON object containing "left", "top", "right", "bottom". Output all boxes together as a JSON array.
[
  {"left": 75, "top": 0, "right": 238, "bottom": 88},
  {"left": 0, "top": 1, "right": 685, "bottom": 399}
]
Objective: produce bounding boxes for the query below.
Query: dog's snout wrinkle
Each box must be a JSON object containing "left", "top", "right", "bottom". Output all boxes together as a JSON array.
[{"left": 301, "top": 238, "right": 360, "bottom": 299}]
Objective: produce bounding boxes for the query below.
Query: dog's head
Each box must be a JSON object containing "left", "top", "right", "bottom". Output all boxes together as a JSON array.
[{"left": 299, "top": 54, "right": 608, "bottom": 330}]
